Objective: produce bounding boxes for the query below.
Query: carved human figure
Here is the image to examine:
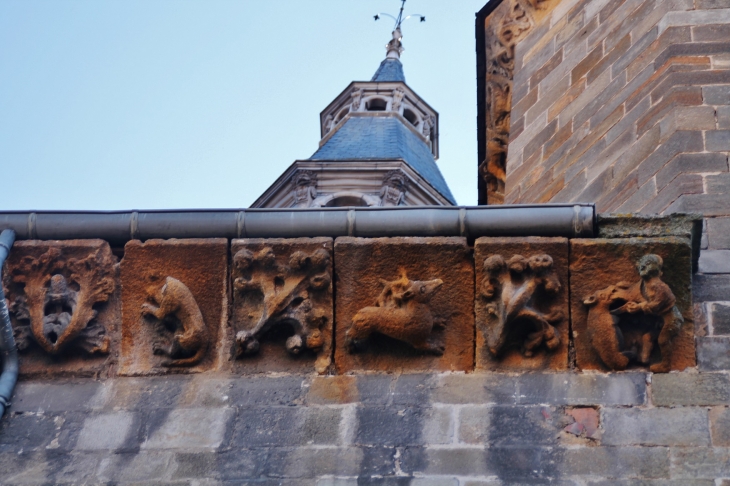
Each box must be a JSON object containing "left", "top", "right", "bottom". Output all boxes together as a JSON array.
[
  {"left": 421, "top": 115, "right": 434, "bottom": 139},
  {"left": 583, "top": 254, "right": 683, "bottom": 372},
  {"left": 141, "top": 276, "right": 208, "bottom": 367},
  {"left": 4, "top": 246, "right": 115, "bottom": 356},
  {"left": 233, "top": 246, "right": 331, "bottom": 359},
  {"left": 351, "top": 88, "right": 363, "bottom": 111},
  {"left": 391, "top": 87, "right": 405, "bottom": 112},
  {"left": 345, "top": 271, "right": 444, "bottom": 355},
  {"left": 292, "top": 171, "right": 318, "bottom": 208},
  {"left": 324, "top": 114, "right": 334, "bottom": 134},
  {"left": 380, "top": 171, "right": 408, "bottom": 206},
  {"left": 480, "top": 253, "right": 563, "bottom": 357}
]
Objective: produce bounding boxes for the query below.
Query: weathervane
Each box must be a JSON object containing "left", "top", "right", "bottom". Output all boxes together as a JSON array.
[{"left": 374, "top": 0, "right": 426, "bottom": 59}]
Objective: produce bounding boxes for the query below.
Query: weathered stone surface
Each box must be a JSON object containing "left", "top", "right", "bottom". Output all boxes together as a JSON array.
[
  {"left": 119, "top": 239, "right": 227, "bottom": 375},
  {"left": 652, "top": 372, "right": 730, "bottom": 406},
  {"left": 602, "top": 408, "right": 711, "bottom": 446},
  {"left": 693, "top": 274, "right": 730, "bottom": 302},
  {"left": 141, "top": 408, "right": 233, "bottom": 450},
  {"left": 2, "top": 239, "right": 120, "bottom": 377},
  {"left": 671, "top": 447, "right": 730, "bottom": 478},
  {"left": 697, "top": 336, "right": 730, "bottom": 371},
  {"left": 707, "top": 217, "right": 730, "bottom": 250},
  {"left": 75, "top": 412, "right": 137, "bottom": 451},
  {"left": 710, "top": 302, "right": 730, "bottom": 335},
  {"left": 231, "top": 238, "right": 333, "bottom": 374},
  {"left": 475, "top": 237, "right": 569, "bottom": 371},
  {"left": 571, "top": 237, "right": 695, "bottom": 372},
  {"left": 334, "top": 237, "right": 474, "bottom": 373},
  {"left": 698, "top": 249, "right": 730, "bottom": 274},
  {"left": 710, "top": 407, "right": 730, "bottom": 447},
  {"left": 516, "top": 372, "right": 647, "bottom": 406}
]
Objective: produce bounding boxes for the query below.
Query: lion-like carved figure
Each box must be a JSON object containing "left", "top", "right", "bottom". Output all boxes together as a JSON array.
[
  {"left": 142, "top": 276, "right": 208, "bottom": 367},
  {"left": 4, "top": 245, "right": 115, "bottom": 356},
  {"left": 233, "top": 246, "right": 331, "bottom": 362},
  {"left": 480, "top": 253, "right": 563, "bottom": 357},
  {"left": 345, "top": 271, "right": 444, "bottom": 355},
  {"left": 583, "top": 254, "right": 683, "bottom": 372}
]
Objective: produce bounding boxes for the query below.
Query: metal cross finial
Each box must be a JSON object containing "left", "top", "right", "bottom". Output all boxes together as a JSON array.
[
  {"left": 374, "top": 0, "right": 425, "bottom": 30},
  {"left": 374, "top": 0, "right": 426, "bottom": 58}
]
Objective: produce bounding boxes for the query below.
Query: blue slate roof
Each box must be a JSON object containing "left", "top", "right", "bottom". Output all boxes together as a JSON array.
[
  {"left": 371, "top": 58, "right": 406, "bottom": 83},
  {"left": 310, "top": 116, "right": 455, "bottom": 204}
]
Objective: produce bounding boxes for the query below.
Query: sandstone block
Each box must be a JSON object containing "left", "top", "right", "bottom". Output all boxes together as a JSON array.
[
  {"left": 334, "top": 237, "right": 474, "bottom": 373},
  {"left": 710, "top": 302, "right": 730, "bottom": 335},
  {"left": 652, "top": 372, "right": 730, "bottom": 406},
  {"left": 711, "top": 407, "right": 730, "bottom": 446},
  {"left": 475, "top": 237, "right": 569, "bottom": 371},
  {"left": 602, "top": 408, "right": 711, "bottom": 446},
  {"left": 2, "top": 239, "right": 119, "bottom": 377},
  {"left": 119, "top": 239, "right": 227, "bottom": 375},
  {"left": 231, "top": 238, "right": 333, "bottom": 374},
  {"left": 570, "top": 237, "right": 695, "bottom": 372},
  {"left": 697, "top": 336, "right": 730, "bottom": 371}
]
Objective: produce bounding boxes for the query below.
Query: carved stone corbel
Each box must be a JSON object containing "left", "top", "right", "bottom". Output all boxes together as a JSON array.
[
  {"left": 4, "top": 243, "right": 115, "bottom": 357},
  {"left": 582, "top": 254, "right": 684, "bottom": 373},
  {"left": 232, "top": 238, "right": 333, "bottom": 373},
  {"left": 380, "top": 170, "right": 409, "bottom": 206},
  {"left": 291, "top": 170, "right": 318, "bottom": 208},
  {"left": 346, "top": 270, "right": 444, "bottom": 355},
  {"left": 141, "top": 276, "right": 208, "bottom": 367}
]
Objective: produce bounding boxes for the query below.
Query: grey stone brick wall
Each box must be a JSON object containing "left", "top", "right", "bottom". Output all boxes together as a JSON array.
[{"left": 1, "top": 366, "right": 728, "bottom": 485}]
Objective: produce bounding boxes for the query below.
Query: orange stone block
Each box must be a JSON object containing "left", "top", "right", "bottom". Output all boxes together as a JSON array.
[
  {"left": 571, "top": 237, "right": 695, "bottom": 372},
  {"left": 475, "top": 237, "right": 569, "bottom": 371},
  {"left": 119, "top": 239, "right": 227, "bottom": 375},
  {"left": 230, "top": 238, "right": 333, "bottom": 374},
  {"left": 334, "top": 237, "right": 474, "bottom": 373},
  {"left": 3, "top": 240, "right": 119, "bottom": 377}
]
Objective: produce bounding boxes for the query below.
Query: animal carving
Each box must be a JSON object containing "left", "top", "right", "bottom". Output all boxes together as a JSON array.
[
  {"left": 480, "top": 253, "right": 563, "bottom": 357},
  {"left": 4, "top": 245, "right": 115, "bottom": 355},
  {"left": 583, "top": 254, "right": 684, "bottom": 372},
  {"left": 345, "top": 271, "right": 444, "bottom": 355},
  {"left": 233, "top": 246, "right": 331, "bottom": 363},
  {"left": 141, "top": 277, "right": 208, "bottom": 367}
]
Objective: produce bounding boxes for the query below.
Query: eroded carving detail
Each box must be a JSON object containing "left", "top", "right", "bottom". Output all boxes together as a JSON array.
[
  {"left": 292, "top": 170, "right": 318, "bottom": 208},
  {"left": 380, "top": 170, "right": 409, "bottom": 206},
  {"left": 583, "top": 254, "right": 684, "bottom": 372},
  {"left": 351, "top": 87, "right": 363, "bottom": 111},
  {"left": 141, "top": 276, "right": 208, "bottom": 367},
  {"left": 392, "top": 87, "right": 405, "bottom": 112},
  {"left": 233, "top": 247, "right": 331, "bottom": 361},
  {"left": 346, "top": 271, "right": 444, "bottom": 355},
  {"left": 479, "top": 253, "right": 563, "bottom": 357},
  {"left": 481, "top": 0, "right": 550, "bottom": 204},
  {"left": 4, "top": 246, "right": 115, "bottom": 356}
]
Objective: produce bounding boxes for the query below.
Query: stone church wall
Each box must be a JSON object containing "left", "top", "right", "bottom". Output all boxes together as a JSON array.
[
  {"left": 1, "top": 213, "right": 728, "bottom": 484},
  {"left": 504, "top": 0, "right": 730, "bottom": 217}
]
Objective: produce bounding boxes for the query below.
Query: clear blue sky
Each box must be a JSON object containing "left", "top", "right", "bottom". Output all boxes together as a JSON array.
[{"left": 1, "top": 0, "right": 487, "bottom": 210}]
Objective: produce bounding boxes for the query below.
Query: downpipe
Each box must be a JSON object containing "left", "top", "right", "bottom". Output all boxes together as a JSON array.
[{"left": 0, "top": 229, "right": 17, "bottom": 417}]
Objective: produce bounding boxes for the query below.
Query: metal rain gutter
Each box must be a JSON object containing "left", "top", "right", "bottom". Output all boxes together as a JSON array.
[{"left": 0, "top": 205, "right": 595, "bottom": 243}]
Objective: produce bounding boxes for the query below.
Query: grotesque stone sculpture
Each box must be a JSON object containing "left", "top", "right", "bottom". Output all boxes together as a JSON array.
[
  {"left": 4, "top": 244, "right": 115, "bottom": 357},
  {"left": 479, "top": 253, "right": 563, "bottom": 358},
  {"left": 345, "top": 271, "right": 444, "bottom": 355},
  {"left": 583, "top": 254, "right": 684, "bottom": 373},
  {"left": 141, "top": 276, "right": 208, "bottom": 367},
  {"left": 232, "top": 238, "right": 333, "bottom": 373},
  {"left": 380, "top": 170, "right": 408, "bottom": 206},
  {"left": 292, "top": 170, "right": 318, "bottom": 208}
]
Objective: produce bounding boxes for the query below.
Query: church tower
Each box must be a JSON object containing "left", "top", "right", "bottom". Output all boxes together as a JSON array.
[{"left": 251, "top": 27, "right": 456, "bottom": 208}]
